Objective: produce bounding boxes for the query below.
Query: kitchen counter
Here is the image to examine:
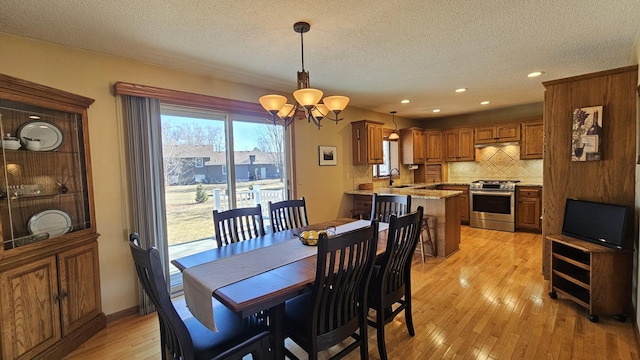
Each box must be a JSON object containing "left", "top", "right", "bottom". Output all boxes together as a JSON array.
[
  {"left": 344, "top": 187, "right": 462, "bottom": 199},
  {"left": 345, "top": 187, "right": 461, "bottom": 257}
]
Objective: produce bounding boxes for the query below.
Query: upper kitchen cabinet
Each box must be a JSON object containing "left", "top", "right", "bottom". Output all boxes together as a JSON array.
[
  {"left": 352, "top": 120, "right": 384, "bottom": 165},
  {"left": 444, "top": 127, "right": 474, "bottom": 162},
  {"left": 0, "top": 73, "right": 104, "bottom": 359},
  {"left": 474, "top": 123, "right": 521, "bottom": 145},
  {"left": 400, "top": 127, "right": 425, "bottom": 164},
  {"left": 520, "top": 120, "right": 544, "bottom": 159},
  {"left": 425, "top": 130, "right": 443, "bottom": 163}
]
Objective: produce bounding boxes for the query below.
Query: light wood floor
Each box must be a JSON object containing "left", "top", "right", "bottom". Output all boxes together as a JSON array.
[{"left": 65, "top": 226, "right": 640, "bottom": 359}]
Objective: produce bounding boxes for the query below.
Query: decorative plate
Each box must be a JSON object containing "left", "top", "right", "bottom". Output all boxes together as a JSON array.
[
  {"left": 27, "top": 209, "right": 73, "bottom": 237},
  {"left": 17, "top": 121, "right": 64, "bottom": 151}
]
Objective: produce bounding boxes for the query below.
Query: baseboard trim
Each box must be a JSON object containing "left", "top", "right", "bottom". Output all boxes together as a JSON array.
[{"left": 106, "top": 306, "right": 139, "bottom": 323}]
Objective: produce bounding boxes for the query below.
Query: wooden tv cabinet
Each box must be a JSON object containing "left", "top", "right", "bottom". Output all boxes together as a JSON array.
[{"left": 547, "top": 234, "right": 632, "bottom": 322}]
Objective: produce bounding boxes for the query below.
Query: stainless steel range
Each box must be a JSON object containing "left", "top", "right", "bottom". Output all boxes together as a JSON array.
[{"left": 469, "top": 180, "right": 520, "bottom": 232}]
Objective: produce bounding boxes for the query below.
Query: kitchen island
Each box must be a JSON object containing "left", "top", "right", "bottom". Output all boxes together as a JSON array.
[{"left": 345, "top": 186, "right": 462, "bottom": 257}]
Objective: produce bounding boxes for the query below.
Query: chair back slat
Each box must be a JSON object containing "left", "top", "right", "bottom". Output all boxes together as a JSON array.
[
  {"left": 269, "top": 197, "right": 309, "bottom": 232},
  {"left": 312, "top": 222, "right": 378, "bottom": 346},
  {"left": 371, "top": 194, "right": 411, "bottom": 222},
  {"left": 213, "top": 205, "right": 265, "bottom": 247},
  {"left": 379, "top": 207, "right": 423, "bottom": 306}
]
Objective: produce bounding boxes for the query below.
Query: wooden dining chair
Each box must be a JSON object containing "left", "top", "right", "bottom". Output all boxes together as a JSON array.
[
  {"left": 213, "top": 205, "right": 265, "bottom": 247},
  {"left": 283, "top": 221, "right": 379, "bottom": 360},
  {"left": 370, "top": 193, "right": 411, "bottom": 223},
  {"left": 367, "top": 207, "right": 424, "bottom": 360},
  {"left": 128, "top": 233, "right": 271, "bottom": 360},
  {"left": 268, "top": 197, "right": 309, "bottom": 233}
]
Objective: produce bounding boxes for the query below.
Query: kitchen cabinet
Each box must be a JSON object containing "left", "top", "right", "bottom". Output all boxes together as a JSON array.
[
  {"left": 352, "top": 120, "right": 384, "bottom": 165},
  {"left": 474, "top": 123, "right": 521, "bottom": 145},
  {"left": 516, "top": 186, "right": 542, "bottom": 232},
  {"left": 444, "top": 128, "right": 474, "bottom": 162},
  {"left": 425, "top": 130, "right": 443, "bottom": 163},
  {"left": 436, "top": 184, "right": 469, "bottom": 224},
  {"left": 400, "top": 127, "right": 425, "bottom": 164},
  {"left": 520, "top": 121, "right": 544, "bottom": 159},
  {"left": 0, "top": 73, "right": 105, "bottom": 359},
  {"left": 548, "top": 234, "right": 632, "bottom": 322}
]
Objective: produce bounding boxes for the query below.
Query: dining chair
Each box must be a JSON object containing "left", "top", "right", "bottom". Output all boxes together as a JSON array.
[
  {"left": 128, "top": 233, "right": 271, "bottom": 360},
  {"left": 283, "top": 221, "right": 379, "bottom": 360},
  {"left": 367, "top": 207, "right": 424, "bottom": 360},
  {"left": 370, "top": 193, "right": 411, "bottom": 222},
  {"left": 213, "top": 205, "right": 265, "bottom": 247},
  {"left": 268, "top": 197, "right": 309, "bottom": 233}
]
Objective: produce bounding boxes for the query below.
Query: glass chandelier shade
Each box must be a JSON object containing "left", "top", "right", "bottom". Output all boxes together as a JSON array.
[
  {"left": 388, "top": 111, "right": 400, "bottom": 140},
  {"left": 259, "top": 22, "right": 349, "bottom": 129}
]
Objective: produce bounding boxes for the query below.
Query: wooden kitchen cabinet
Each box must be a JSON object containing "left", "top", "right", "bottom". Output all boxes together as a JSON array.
[
  {"left": 474, "top": 123, "right": 521, "bottom": 144},
  {"left": 0, "top": 73, "right": 105, "bottom": 359},
  {"left": 520, "top": 121, "right": 544, "bottom": 159},
  {"left": 548, "top": 234, "right": 632, "bottom": 322},
  {"left": 444, "top": 127, "right": 474, "bottom": 162},
  {"left": 516, "top": 186, "right": 542, "bottom": 232},
  {"left": 400, "top": 127, "right": 425, "bottom": 164},
  {"left": 352, "top": 120, "right": 384, "bottom": 165},
  {"left": 437, "top": 184, "right": 469, "bottom": 224},
  {"left": 425, "top": 130, "right": 443, "bottom": 163}
]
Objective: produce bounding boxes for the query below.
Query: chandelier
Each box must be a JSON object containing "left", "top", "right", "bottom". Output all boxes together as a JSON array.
[{"left": 259, "top": 22, "right": 350, "bottom": 129}]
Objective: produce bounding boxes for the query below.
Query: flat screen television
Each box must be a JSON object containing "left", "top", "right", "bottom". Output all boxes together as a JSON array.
[{"left": 562, "top": 198, "right": 630, "bottom": 249}]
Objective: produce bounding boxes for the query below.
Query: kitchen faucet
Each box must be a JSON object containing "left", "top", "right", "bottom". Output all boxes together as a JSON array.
[{"left": 389, "top": 167, "right": 400, "bottom": 187}]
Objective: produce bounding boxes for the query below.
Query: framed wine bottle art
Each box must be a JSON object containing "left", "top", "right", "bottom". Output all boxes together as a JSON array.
[{"left": 571, "top": 105, "right": 603, "bottom": 162}]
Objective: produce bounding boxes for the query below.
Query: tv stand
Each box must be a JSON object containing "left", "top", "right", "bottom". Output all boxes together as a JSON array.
[{"left": 547, "top": 234, "right": 632, "bottom": 322}]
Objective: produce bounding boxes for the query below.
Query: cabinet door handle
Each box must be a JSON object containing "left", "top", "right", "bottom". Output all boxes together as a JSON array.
[{"left": 55, "top": 290, "right": 68, "bottom": 302}]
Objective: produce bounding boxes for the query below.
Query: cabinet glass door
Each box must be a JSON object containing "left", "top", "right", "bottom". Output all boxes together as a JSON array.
[{"left": 0, "top": 99, "right": 90, "bottom": 250}]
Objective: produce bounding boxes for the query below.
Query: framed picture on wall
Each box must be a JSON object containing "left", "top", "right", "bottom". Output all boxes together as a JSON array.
[
  {"left": 318, "top": 145, "right": 337, "bottom": 166},
  {"left": 572, "top": 105, "right": 603, "bottom": 161}
]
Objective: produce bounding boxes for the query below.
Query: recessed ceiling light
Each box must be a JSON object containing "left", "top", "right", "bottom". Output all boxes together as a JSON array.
[
  {"left": 29, "top": 115, "right": 40, "bottom": 119},
  {"left": 433, "top": 109, "right": 441, "bottom": 113},
  {"left": 527, "top": 71, "right": 544, "bottom": 78},
  {"left": 480, "top": 101, "right": 490, "bottom": 105},
  {"left": 455, "top": 88, "right": 467, "bottom": 93},
  {"left": 400, "top": 99, "right": 410, "bottom": 104}
]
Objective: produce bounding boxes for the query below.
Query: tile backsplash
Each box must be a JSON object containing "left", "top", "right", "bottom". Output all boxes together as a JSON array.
[{"left": 448, "top": 145, "right": 543, "bottom": 184}]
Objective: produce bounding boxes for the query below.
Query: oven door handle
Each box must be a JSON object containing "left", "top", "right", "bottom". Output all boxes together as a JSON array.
[{"left": 470, "top": 191, "right": 514, "bottom": 197}]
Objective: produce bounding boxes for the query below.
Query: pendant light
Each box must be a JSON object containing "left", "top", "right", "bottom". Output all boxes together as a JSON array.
[{"left": 388, "top": 111, "right": 400, "bottom": 140}]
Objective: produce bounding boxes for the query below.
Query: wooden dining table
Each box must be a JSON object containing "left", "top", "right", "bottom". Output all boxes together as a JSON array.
[{"left": 171, "top": 218, "right": 389, "bottom": 360}]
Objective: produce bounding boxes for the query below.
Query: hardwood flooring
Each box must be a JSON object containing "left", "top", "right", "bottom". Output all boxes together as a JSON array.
[{"left": 65, "top": 226, "right": 640, "bottom": 359}]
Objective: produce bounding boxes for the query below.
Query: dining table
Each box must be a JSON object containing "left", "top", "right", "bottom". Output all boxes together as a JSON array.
[{"left": 171, "top": 217, "right": 389, "bottom": 360}]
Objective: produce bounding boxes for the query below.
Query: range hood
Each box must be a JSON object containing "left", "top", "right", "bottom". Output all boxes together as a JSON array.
[{"left": 474, "top": 141, "right": 520, "bottom": 148}]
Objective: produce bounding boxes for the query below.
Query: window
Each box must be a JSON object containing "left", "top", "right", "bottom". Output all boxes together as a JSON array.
[
  {"left": 194, "top": 158, "right": 204, "bottom": 168},
  {"left": 373, "top": 140, "right": 399, "bottom": 177}
]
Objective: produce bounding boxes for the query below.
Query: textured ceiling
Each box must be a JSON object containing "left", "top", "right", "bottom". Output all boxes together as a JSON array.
[{"left": 1, "top": 1, "right": 639, "bottom": 120}]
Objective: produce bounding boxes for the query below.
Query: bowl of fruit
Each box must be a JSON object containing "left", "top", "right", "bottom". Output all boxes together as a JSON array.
[{"left": 296, "top": 226, "right": 336, "bottom": 246}]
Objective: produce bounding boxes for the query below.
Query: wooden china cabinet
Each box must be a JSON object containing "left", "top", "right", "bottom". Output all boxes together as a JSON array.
[{"left": 0, "top": 74, "right": 104, "bottom": 360}]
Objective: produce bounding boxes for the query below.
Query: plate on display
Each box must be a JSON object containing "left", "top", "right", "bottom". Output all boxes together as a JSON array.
[
  {"left": 27, "top": 209, "right": 73, "bottom": 237},
  {"left": 17, "top": 121, "right": 64, "bottom": 151}
]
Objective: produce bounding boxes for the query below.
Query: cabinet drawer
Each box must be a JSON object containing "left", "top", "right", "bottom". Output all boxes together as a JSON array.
[{"left": 518, "top": 189, "right": 540, "bottom": 197}]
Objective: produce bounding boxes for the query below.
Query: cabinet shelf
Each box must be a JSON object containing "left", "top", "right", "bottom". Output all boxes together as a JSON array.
[{"left": 548, "top": 234, "right": 632, "bottom": 320}]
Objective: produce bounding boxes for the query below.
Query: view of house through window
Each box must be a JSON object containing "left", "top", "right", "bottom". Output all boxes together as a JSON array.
[{"left": 160, "top": 106, "right": 287, "bottom": 291}]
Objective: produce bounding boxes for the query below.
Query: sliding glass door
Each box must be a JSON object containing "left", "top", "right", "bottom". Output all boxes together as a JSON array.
[{"left": 160, "top": 106, "right": 288, "bottom": 292}]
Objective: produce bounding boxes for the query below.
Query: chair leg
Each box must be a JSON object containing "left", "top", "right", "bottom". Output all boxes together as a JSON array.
[
  {"left": 417, "top": 232, "right": 426, "bottom": 263},
  {"left": 405, "top": 296, "right": 415, "bottom": 337},
  {"left": 376, "top": 308, "right": 388, "bottom": 360},
  {"left": 422, "top": 217, "right": 436, "bottom": 257}
]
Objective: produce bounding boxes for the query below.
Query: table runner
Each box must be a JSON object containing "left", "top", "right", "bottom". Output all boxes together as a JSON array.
[{"left": 183, "top": 219, "right": 378, "bottom": 331}]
